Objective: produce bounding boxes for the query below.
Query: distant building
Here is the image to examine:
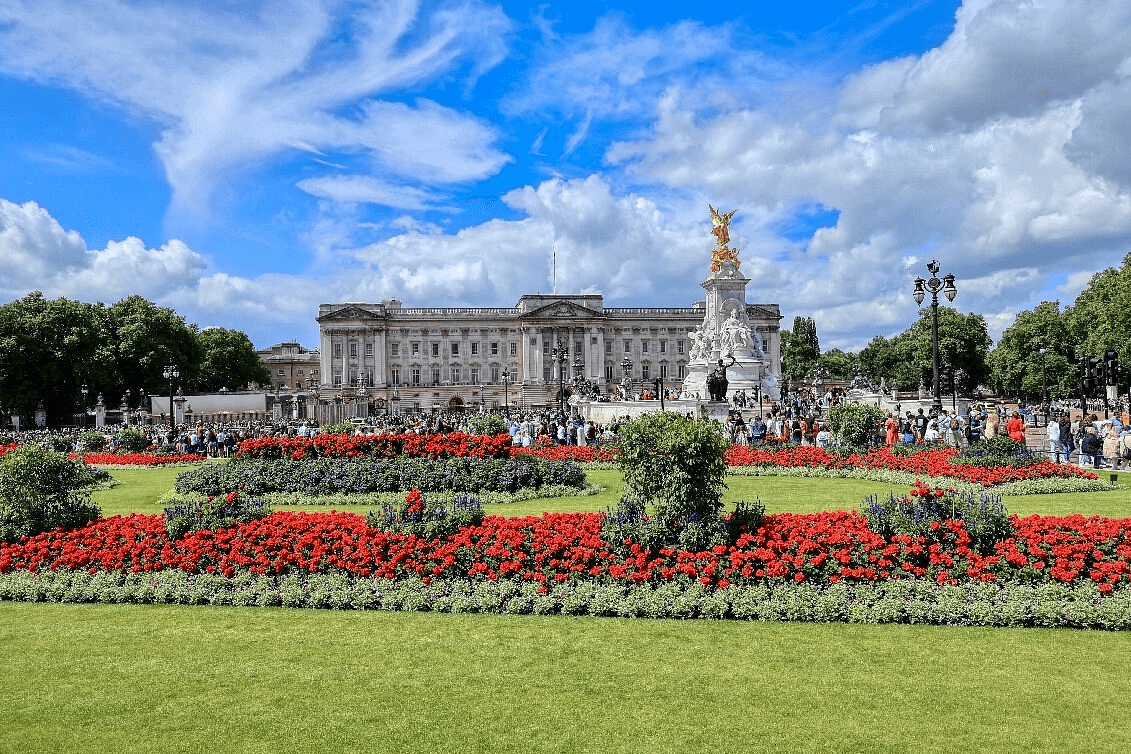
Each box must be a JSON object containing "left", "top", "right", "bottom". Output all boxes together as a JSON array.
[
  {"left": 314, "top": 294, "right": 781, "bottom": 415},
  {"left": 257, "top": 341, "right": 321, "bottom": 391}
]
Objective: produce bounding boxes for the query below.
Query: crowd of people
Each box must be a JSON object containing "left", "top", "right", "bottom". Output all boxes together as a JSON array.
[{"left": 4, "top": 399, "right": 1130, "bottom": 466}]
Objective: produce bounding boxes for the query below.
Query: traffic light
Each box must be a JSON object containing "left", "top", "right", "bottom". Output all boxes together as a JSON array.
[
  {"left": 1104, "top": 350, "right": 1121, "bottom": 386},
  {"left": 1088, "top": 356, "right": 1103, "bottom": 382},
  {"left": 1080, "top": 355, "right": 1092, "bottom": 394}
]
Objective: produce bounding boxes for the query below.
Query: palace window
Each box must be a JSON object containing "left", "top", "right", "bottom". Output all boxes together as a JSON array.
[
  {"left": 451, "top": 343, "right": 459, "bottom": 356},
  {"left": 411, "top": 342, "right": 420, "bottom": 356},
  {"left": 660, "top": 364, "right": 668, "bottom": 379},
  {"left": 490, "top": 342, "right": 499, "bottom": 356},
  {"left": 365, "top": 343, "right": 373, "bottom": 356},
  {"left": 391, "top": 343, "right": 400, "bottom": 357},
  {"left": 642, "top": 342, "right": 649, "bottom": 353},
  {"left": 277, "top": 370, "right": 285, "bottom": 376},
  {"left": 432, "top": 369, "right": 441, "bottom": 385},
  {"left": 605, "top": 365, "right": 614, "bottom": 381},
  {"left": 678, "top": 364, "right": 687, "bottom": 379},
  {"left": 624, "top": 340, "right": 631, "bottom": 352},
  {"left": 660, "top": 341, "right": 667, "bottom": 353},
  {"left": 333, "top": 374, "right": 342, "bottom": 386},
  {"left": 642, "top": 365, "right": 650, "bottom": 380},
  {"left": 297, "top": 369, "right": 304, "bottom": 375},
  {"left": 677, "top": 340, "right": 684, "bottom": 354},
  {"left": 471, "top": 342, "right": 479, "bottom": 355},
  {"left": 431, "top": 343, "right": 440, "bottom": 357},
  {"left": 391, "top": 368, "right": 400, "bottom": 385},
  {"left": 411, "top": 368, "right": 420, "bottom": 386},
  {"left": 350, "top": 343, "right": 357, "bottom": 357},
  {"left": 509, "top": 343, "right": 517, "bottom": 356},
  {"left": 490, "top": 367, "right": 500, "bottom": 383},
  {"left": 543, "top": 366, "right": 551, "bottom": 381},
  {"left": 333, "top": 344, "right": 342, "bottom": 357},
  {"left": 470, "top": 368, "right": 479, "bottom": 384},
  {"left": 450, "top": 366, "right": 460, "bottom": 383},
  {"left": 605, "top": 342, "right": 612, "bottom": 354}
]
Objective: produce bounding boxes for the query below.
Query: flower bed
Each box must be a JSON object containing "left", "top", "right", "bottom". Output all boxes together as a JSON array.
[
  {"left": 173, "top": 456, "right": 587, "bottom": 497},
  {"left": 724, "top": 445, "right": 1098, "bottom": 487},
  {"left": 513, "top": 445, "right": 621, "bottom": 463},
  {"left": 234, "top": 432, "right": 513, "bottom": 460},
  {"left": 80, "top": 452, "right": 204, "bottom": 467},
  {"left": 4, "top": 506, "right": 1129, "bottom": 594}
]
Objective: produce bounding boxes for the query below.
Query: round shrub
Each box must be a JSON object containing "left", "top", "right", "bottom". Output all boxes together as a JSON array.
[
  {"left": 79, "top": 431, "right": 107, "bottom": 452},
  {"left": 825, "top": 403, "right": 886, "bottom": 447},
  {"left": 116, "top": 429, "right": 149, "bottom": 453},
  {"left": 0, "top": 444, "right": 103, "bottom": 542}
]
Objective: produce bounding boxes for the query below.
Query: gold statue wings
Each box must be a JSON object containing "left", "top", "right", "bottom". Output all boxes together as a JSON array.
[{"left": 708, "top": 204, "right": 737, "bottom": 248}]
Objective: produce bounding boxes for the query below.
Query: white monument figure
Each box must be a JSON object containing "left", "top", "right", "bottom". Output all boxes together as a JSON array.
[{"left": 681, "top": 206, "right": 780, "bottom": 401}]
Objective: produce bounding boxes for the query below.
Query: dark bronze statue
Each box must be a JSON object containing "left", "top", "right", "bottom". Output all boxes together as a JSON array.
[{"left": 706, "top": 355, "right": 737, "bottom": 402}]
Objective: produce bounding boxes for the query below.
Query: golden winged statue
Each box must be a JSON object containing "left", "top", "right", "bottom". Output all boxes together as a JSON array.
[
  {"left": 709, "top": 204, "right": 738, "bottom": 248},
  {"left": 708, "top": 205, "right": 740, "bottom": 274}
]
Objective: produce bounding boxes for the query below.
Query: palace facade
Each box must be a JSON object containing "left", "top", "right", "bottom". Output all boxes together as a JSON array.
[{"left": 315, "top": 293, "right": 781, "bottom": 415}]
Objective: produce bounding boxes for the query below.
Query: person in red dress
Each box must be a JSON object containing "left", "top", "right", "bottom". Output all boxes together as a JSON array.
[
  {"left": 884, "top": 413, "right": 899, "bottom": 446},
  {"left": 1006, "top": 411, "right": 1027, "bottom": 443}
]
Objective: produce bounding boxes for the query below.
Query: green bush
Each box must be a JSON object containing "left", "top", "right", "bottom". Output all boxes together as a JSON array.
[
  {"left": 616, "top": 411, "right": 729, "bottom": 525},
  {"left": 162, "top": 492, "right": 273, "bottom": 539},
  {"left": 116, "top": 429, "right": 148, "bottom": 453},
  {"left": 825, "top": 403, "right": 886, "bottom": 447},
  {"left": 321, "top": 421, "right": 355, "bottom": 435},
  {"left": 0, "top": 444, "right": 103, "bottom": 542},
  {"left": 864, "top": 485, "right": 1014, "bottom": 555},
  {"left": 366, "top": 489, "right": 484, "bottom": 539},
  {"left": 468, "top": 413, "right": 508, "bottom": 436},
  {"left": 952, "top": 436, "right": 1036, "bottom": 468},
  {"left": 47, "top": 435, "right": 72, "bottom": 453},
  {"left": 79, "top": 431, "right": 107, "bottom": 452}
]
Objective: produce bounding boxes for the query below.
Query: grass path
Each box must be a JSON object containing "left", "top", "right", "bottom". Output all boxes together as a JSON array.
[{"left": 3, "top": 602, "right": 1130, "bottom": 754}]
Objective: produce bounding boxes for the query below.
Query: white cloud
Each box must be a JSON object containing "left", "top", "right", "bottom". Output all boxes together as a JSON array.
[
  {"left": 0, "top": 198, "right": 206, "bottom": 302},
  {"left": 0, "top": 0, "right": 512, "bottom": 214}
]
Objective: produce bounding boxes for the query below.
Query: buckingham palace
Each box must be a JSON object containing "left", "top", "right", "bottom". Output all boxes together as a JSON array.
[{"left": 314, "top": 293, "right": 782, "bottom": 416}]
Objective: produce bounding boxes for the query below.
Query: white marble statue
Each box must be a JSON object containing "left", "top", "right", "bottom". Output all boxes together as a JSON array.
[{"left": 721, "top": 310, "right": 751, "bottom": 356}]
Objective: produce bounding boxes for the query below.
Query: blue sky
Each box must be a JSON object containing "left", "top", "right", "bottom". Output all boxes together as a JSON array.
[{"left": 2, "top": 0, "right": 1130, "bottom": 352}]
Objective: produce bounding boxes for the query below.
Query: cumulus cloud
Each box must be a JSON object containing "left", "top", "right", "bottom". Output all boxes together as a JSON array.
[
  {"left": 597, "top": 0, "right": 1131, "bottom": 348},
  {"left": 0, "top": 0, "right": 512, "bottom": 214}
]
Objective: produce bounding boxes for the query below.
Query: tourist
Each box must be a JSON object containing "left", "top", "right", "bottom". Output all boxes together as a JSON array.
[
  {"left": 913, "top": 409, "right": 929, "bottom": 443},
  {"left": 1006, "top": 411, "right": 1026, "bottom": 444},
  {"left": 884, "top": 412, "right": 898, "bottom": 446},
  {"left": 1080, "top": 426, "right": 1102, "bottom": 469},
  {"left": 749, "top": 415, "right": 766, "bottom": 444},
  {"left": 1102, "top": 425, "right": 1121, "bottom": 470},
  {"left": 1046, "top": 417, "right": 1062, "bottom": 463}
]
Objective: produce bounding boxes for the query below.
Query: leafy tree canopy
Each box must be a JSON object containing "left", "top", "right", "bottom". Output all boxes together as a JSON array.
[{"left": 196, "top": 328, "right": 270, "bottom": 392}]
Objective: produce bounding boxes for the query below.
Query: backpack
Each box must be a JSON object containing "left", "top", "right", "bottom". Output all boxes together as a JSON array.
[{"left": 1122, "top": 435, "right": 1131, "bottom": 460}]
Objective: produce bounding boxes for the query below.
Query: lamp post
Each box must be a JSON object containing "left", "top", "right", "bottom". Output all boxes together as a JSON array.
[
  {"left": 651, "top": 372, "right": 666, "bottom": 411},
  {"left": 120, "top": 389, "right": 131, "bottom": 426},
  {"left": 912, "top": 259, "right": 957, "bottom": 417},
  {"left": 551, "top": 337, "right": 569, "bottom": 418},
  {"left": 163, "top": 361, "right": 180, "bottom": 428},
  {"left": 1038, "top": 341, "right": 1048, "bottom": 420},
  {"left": 620, "top": 355, "right": 633, "bottom": 402},
  {"left": 502, "top": 371, "right": 511, "bottom": 418},
  {"left": 80, "top": 383, "right": 88, "bottom": 428}
]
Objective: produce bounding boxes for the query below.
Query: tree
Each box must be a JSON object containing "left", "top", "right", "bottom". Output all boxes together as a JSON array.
[
  {"left": 196, "top": 328, "right": 270, "bottom": 392},
  {"left": 0, "top": 292, "right": 107, "bottom": 424},
  {"left": 817, "top": 348, "right": 856, "bottom": 380},
  {"left": 1064, "top": 251, "right": 1131, "bottom": 392},
  {"left": 105, "top": 295, "right": 200, "bottom": 403},
  {"left": 889, "top": 308, "right": 991, "bottom": 394},
  {"left": 987, "top": 301, "right": 1076, "bottom": 400},
  {"left": 781, "top": 316, "right": 820, "bottom": 380}
]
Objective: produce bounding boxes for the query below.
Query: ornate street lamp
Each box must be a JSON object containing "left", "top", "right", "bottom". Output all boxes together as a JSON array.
[
  {"left": 80, "top": 383, "right": 89, "bottom": 429},
  {"left": 502, "top": 371, "right": 511, "bottom": 418},
  {"left": 162, "top": 361, "right": 180, "bottom": 428},
  {"left": 1038, "top": 341, "right": 1048, "bottom": 419},
  {"left": 912, "top": 259, "right": 958, "bottom": 416},
  {"left": 620, "top": 355, "right": 633, "bottom": 401},
  {"left": 120, "top": 389, "right": 131, "bottom": 426},
  {"left": 551, "top": 337, "right": 569, "bottom": 417}
]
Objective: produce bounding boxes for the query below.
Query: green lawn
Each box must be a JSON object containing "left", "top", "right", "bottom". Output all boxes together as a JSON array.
[
  {"left": 16, "top": 464, "right": 1131, "bottom": 752},
  {"left": 3, "top": 602, "right": 1130, "bottom": 754},
  {"left": 91, "top": 464, "right": 1131, "bottom": 519}
]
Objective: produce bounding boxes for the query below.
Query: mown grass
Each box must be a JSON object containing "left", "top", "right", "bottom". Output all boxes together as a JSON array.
[
  {"left": 3, "top": 602, "right": 1130, "bottom": 754},
  {"left": 90, "top": 464, "right": 1131, "bottom": 519}
]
